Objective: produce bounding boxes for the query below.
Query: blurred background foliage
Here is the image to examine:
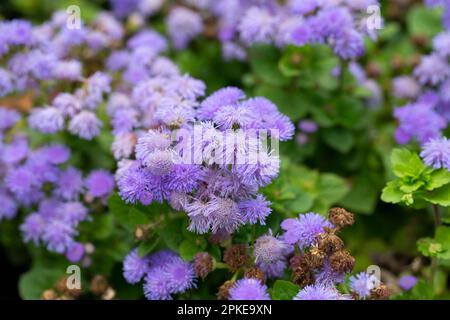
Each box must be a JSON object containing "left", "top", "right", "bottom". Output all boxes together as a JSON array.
[{"left": 1, "top": 0, "right": 449, "bottom": 299}]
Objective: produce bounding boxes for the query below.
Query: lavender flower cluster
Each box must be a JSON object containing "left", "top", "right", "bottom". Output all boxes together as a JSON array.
[
  {"left": 109, "top": 0, "right": 381, "bottom": 61},
  {"left": 123, "top": 249, "right": 196, "bottom": 300},
  {"left": 0, "top": 108, "right": 114, "bottom": 261},
  {"left": 106, "top": 26, "right": 295, "bottom": 237},
  {"left": 391, "top": 3, "right": 450, "bottom": 172}
]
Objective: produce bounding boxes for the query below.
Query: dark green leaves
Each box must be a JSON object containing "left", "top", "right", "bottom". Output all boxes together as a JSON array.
[{"left": 270, "top": 280, "right": 300, "bottom": 300}]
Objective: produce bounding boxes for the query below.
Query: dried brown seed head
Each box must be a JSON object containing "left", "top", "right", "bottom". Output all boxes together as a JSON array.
[
  {"left": 223, "top": 244, "right": 249, "bottom": 272},
  {"left": 217, "top": 280, "right": 235, "bottom": 300},
  {"left": 194, "top": 252, "right": 214, "bottom": 280},
  {"left": 244, "top": 267, "right": 266, "bottom": 283},
  {"left": 371, "top": 284, "right": 391, "bottom": 300},
  {"left": 330, "top": 250, "right": 355, "bottom": 274},
  {"left": 328, "top": 207, "right": 354, "bottom": 230},
  {"left": 90, "top": 275, "right": 109, "bottom": 296},
  {"left": 318, "top": 233, "right": 344, "bottom": 255}
]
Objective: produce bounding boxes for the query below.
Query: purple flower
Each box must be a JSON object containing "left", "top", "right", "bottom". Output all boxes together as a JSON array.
[
  {"left": 0, "top": 69, "right": 13, "bottom": 97},
  {"left": 40, "top": 145, "right": 70, "bottom": 165},
  {"left": 394, "top": 101, "right": 446, "bottom": 145},
  {"left": 42, "top": 220, "right": 77, "bottom": 253},
  {"left": 167, "top": 164, "right": 202, "bottom": 193},
  {"left": 0, "top": 191, "right": 18, "bottom": 220},
  {"left": 28, "top": 107, "right": 64, "bottom": 134},
  {"left": 85, "top": 170, "right": 115, "bottom": 198},
  {"left": 135, "top": 130, "right": 171, "bottom": 163},
  {"left": 141, "top": 149, "right": 175, "bottom": 176},
  {"left": 414, "top": 54, "right": 450, "bottom": 86},
  {"left": 349, "top": 272, "right": 378, "bottom": 299},
  {"left": 167, "top": 75, "right": 205, "bottom": 100},
  {"left": 166, "top": 7, "right": 203, "bottom": 49},
  {"left": 420, "top": 137, "right": 450, "bottom": 171},
  {"left": 68, "top": 111, "right": 102, "bottom": 140},
  {"left": 1, "top": 137, "right": 28, "bottom": 165},
  {"left": 144, "top": 267, "right": 173, "bottom": 300},
  {"left": 294, "top": 284, "right": 341, "bottom": 300},
  {"left": 4, "top": 20, "right": 33, "bottom": 46},
  {"left": 123, "top": 249, "right": 151, "bottom": 284},
  {"left": 20, "top": 213, "right": 45, "bottom": 244},
  {"left": 205, "top": 197, "right": 243, "bottom": 234},
  {"left": 5, "top": 166, "right": 40, "bottom": 199},
  {"left": 0, "top": 107, "right": 20, "bottom": 131},
  {"left": 52, "top": 60, "right": 83, "bottom": 81},
  {"left": 58, "top": 202, "right": 88, "bottom": 225},
  {"left": 392, "top": 76, "right": 420, "bottom": 99},
  {"left": 433, "top": 32, "right": 450, "bottom": 57},
  {"left": 53, "top": 93, "right": 82, "bottom": 117},
  {"left": 164, "top": 259, "right": 196, "bottom": 293},
  {"left": 198, "top": 87, "right": 246, "bottom": 121},
  {"left": 238, "top": 7, "right": 275, "bottom": 45},
  {"left": 118, "top": 163, "right": 154, "bottom": 205},
  {"left": 398, "top": 275, "right": 418, "bottom": 291},
  {"left": 238, "top": 194, "right": 272, "bottom": 225},
  {"left": 281, "top": 213, "right": 333, "bottom": 249},
  {"left": 66, "top": 242, "right": 85, "bottom": 263},
  {"left": 298, "top": 120, "right": 318, "bottom": 133},
  {"left": 229, "top": 278, "right": 270, "bottom": 300},
  {"left": 254, "top": 233, "right": 291, "bottom": 278}
]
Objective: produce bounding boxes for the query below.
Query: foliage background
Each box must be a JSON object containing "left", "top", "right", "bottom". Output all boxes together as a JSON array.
[{"left": 1, "top": 0, "right": 449, "bottom": 299}]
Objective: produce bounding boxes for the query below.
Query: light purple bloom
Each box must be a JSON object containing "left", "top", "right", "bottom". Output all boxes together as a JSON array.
[
  {"left": 123, "top": 249, "right": 151, "bottom": 284},
  {"left": 228, "top": 278, "right": 270, "bottom": 300},
  {"left": 28, "top": 107, "right": 64, "bottom": 134},
  {"left": 398, "top": 275, "right": 418, "bottom": 291},
  {"left": 281, "top": 213, "right": 333, "bottom": 249},
  {"left": 420, "top": 137, "right": 450, "bottom": 171},
  {"left": 85, "top": 170, "right": 115, "bottom": 198},
  {"left": 68, "top": 111, "right": 102, "bottom": 140},
  {"left": 294, "top": 284, "right": 341, "bottom": 300}
]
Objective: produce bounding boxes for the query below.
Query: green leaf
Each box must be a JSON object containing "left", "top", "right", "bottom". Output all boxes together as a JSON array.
[
  {"left": 426, "top": 169, "right": 450, "bottom": 191},
  {"left": 179, "top": 238, "right": 207, "bottom": 261},
  {"left": 249, "top": 45, "right": 289, "bottom": 86},
  {"left": 391, "top": 149, "right": 425, "bottom": 179},
  {"left": 340, "top": 173, "right": 379, "bottom": 214},
  {"left": 254, "top": 85, "right": 310, "bottom": 120},
  {"left": 407, "top": 6, "right": 443, "bottom": 37},
  {"left": 421, "top": 184, "right": 450, "bottom": 207},
  {"left": 138, "top": 238, "right": 160, "bottom": 257},
  {"left": 270, "top": 280, "right": 299, "bottom": 300},
  {"left": 318, "top": 173, "right": 349, "bottom": 205},
  {"left": 108, "top": 194, "right": 151, "bottom": 229},
  {"left": 322, "top": 128, "right": 354, "bottom": 153},
  {"left": 381, "top": 180, "right": 404, "bottom": 204},
  {"left": 19, "top": 267, "right": 64, "bottom": 300}
]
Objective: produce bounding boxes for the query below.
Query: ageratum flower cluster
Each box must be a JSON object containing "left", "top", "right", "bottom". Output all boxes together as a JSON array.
[
  {"left": 123, "top": 249, "right": 196, "bottom": 300},
  {"left": 108, "top": 27, "right": 295, "bottom": 236},
  {"left": 109, "top": 0, "right": 382, "bottom": 61},
  {"left": 0, "top": 14, "right": 122, "bottom": 260},
  {"left": 0, "top": 107, "right": 114, "bottom": 261},
  {"left": 391, "top": 4, "right": 450, "bottom": 172}
]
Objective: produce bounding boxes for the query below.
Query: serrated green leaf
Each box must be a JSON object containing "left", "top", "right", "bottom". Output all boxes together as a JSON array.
[
  {"left": 391, "top": 149, "right": 425, "bottom": 179},
  {"left": 426, "top": 169, "right": 450, "bottom": 191},
  {"left": 421, "top": 184, "right": 450, "bottom": 207}
]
